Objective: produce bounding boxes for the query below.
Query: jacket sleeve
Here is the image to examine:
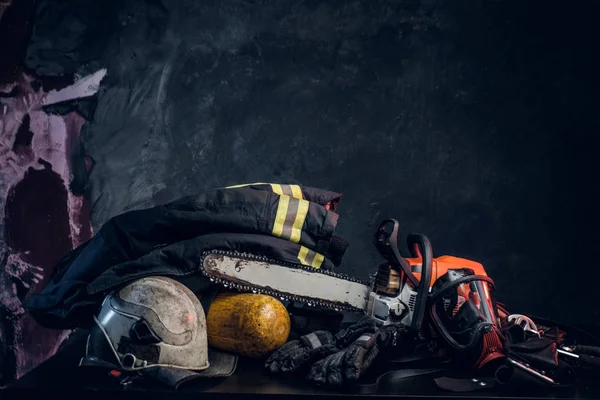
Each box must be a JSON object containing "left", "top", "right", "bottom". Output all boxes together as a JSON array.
[
  {"left": 221, "top": 183, "right": 342, "bottom": 255},
  {"left": 24, "top": 233, "right": 336, "bottom": 329},
  {"left": 23, "top": 184, "right": 344, "bottom": 307}
]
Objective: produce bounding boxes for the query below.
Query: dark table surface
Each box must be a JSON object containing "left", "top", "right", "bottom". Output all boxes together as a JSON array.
[{"left": 3, "top": 330, "right": 600, "bottom": 400}]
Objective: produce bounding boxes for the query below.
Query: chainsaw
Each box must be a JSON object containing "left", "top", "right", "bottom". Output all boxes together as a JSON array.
[
  {"left": 200, "top": 219, "right": 600, "bottom": 387},
  {"left": 199, "top": 219, "right": 490, "bottom": 332}
]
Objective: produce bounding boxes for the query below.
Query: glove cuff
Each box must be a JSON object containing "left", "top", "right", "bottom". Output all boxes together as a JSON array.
[
  {"left": 299, "top": 331, "right": 335, "bottom": 349},
  {"left": 356, "top": 333, "right": 375, "bottom": 342},
  {"left": 335, "top": 317, "right": 378, "bottom": 347}
]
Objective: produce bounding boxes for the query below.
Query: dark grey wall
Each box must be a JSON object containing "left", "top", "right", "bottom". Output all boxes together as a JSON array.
[{"left": 24, "top": 0, "right": 599, "bottom": 325}]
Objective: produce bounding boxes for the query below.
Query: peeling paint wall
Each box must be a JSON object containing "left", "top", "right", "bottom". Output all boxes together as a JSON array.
[
  {"left": 0, "top": 0, "right": 102, "bottom": 384},
  {"left": 0, "top": 71, "right": 103, "bottom": 384}
]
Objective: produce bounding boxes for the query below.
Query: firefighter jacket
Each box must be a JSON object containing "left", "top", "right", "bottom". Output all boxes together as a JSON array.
[{"left": 22, "top": 183, "right": 345, "bottom": 329}]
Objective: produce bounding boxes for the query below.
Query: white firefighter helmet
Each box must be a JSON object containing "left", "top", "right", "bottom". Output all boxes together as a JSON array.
[{"left": 80, "top": 276, "right": 210, "bottom": 372}]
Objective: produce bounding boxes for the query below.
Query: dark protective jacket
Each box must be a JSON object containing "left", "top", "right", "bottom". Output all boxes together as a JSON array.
[{"left": 23, "top": 183, "right": 345, "bottom": 329}]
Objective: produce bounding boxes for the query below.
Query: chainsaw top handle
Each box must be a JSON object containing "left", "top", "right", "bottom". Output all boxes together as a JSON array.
[{"left": 406, "top": 233, "right": 433, "bottom": 332}]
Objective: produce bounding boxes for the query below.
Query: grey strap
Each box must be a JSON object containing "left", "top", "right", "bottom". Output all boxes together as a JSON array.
[{"left": 305, "top": 332, "right": 323, "bottom": 349}]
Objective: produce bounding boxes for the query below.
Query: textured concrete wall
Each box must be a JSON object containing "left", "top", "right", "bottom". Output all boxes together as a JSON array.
[{"left": 23, "top": 0, "right": 599, "bottom": 327}]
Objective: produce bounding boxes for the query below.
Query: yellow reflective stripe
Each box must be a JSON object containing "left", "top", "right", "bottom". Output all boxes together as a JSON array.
[
  {"left": 272, "top": 195, "right": 290, "bottom": 237},
  {"left": 289, "top": 199, "right": 309, "bottom": 243},
  {"left": 269, "top": 183, "right": 284, "bottom": 195},
  {"left": 298, "top": 246, "right": 310, "bottom": 265},
  {"left": 224, "top": 183, "right": 304, "bottom": 199},
  {"left": 224, "top": 182, "right": 267, "bottom": 189},
  {"left": 311, "top": 252, "right": 325, "bottom": 269},
  {"left": 272, "top": 195, "right": 308, "bottom": 243},
  {"left": 297, "top": 245, "right": 324, "bottom": 269},
  {"left": 225, "top": 183, "right": 307, "bottom": 241},
  {"left": 289, "top": 185, "right": 303, "bottom": 199}
]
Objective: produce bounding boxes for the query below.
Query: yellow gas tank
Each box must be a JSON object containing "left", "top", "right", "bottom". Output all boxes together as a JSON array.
[{"left": 206, "top": 292, "right": 291, "bottom": 358}]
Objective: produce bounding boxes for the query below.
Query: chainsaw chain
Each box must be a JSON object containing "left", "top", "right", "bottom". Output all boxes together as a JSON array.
[{"left": 199, "top": 249, "right": 371, "bottom": 313}]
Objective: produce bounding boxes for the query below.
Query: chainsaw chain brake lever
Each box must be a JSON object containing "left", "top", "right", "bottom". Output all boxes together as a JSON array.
[{"left": 374, "top": 219, "right": 418, "bottom": 287}]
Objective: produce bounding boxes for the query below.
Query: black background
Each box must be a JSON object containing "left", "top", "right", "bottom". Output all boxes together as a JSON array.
[{"left": 21, "top": 0, "right": 600, "bottom": 325}]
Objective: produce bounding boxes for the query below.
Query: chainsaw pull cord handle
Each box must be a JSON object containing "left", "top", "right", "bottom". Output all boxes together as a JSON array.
[
  {"left": 374, "top": 219, "right": 419, "bottom": 287},
  {"left": 406, "top": 233, "right": 433, "bottom": 333}
]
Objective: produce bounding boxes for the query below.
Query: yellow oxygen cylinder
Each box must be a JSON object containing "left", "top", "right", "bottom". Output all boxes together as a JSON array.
[{"left": 206, "top": 292, "right": 291, "bottom": 358}]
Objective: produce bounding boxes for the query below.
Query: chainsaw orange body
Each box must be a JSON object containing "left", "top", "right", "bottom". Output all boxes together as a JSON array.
[
  {"left": 405, "top": 254, "right": 507, "bottom": 323},
  {"left": 407, "top": 255, "right": 488, "bottom": 288}
]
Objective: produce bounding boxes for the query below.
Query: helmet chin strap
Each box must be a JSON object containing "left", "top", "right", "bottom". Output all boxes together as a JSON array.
[{"left": 92, "top": 315, "right": 149, "bottom": 371}]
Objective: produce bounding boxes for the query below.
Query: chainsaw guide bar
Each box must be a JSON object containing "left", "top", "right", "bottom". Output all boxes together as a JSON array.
[{"left": 199, "top": 250, "right": 372, "bottom": 312}]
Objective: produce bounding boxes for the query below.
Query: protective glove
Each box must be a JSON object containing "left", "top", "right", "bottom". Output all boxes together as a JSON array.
[
  {"left": 335, "top": 315, "right": 379, "bottom": 348},
  {"left": 265, "top": 330, "right": 339, "bottom": 374},
  {"left": 307, "top": 322, "right": 408, "bottom": 386}
]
